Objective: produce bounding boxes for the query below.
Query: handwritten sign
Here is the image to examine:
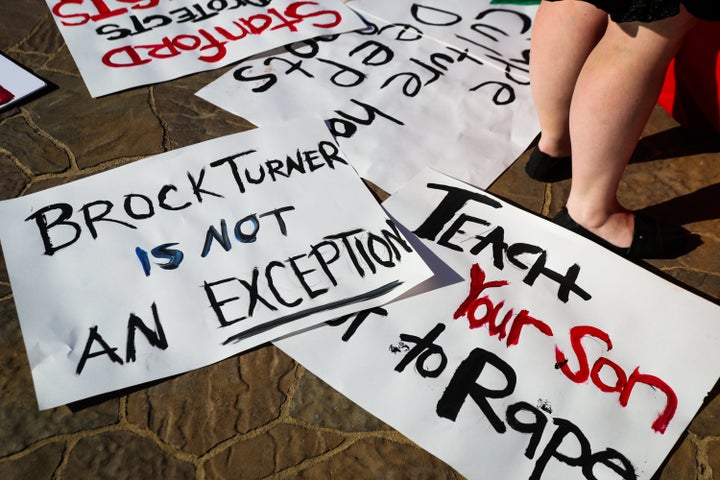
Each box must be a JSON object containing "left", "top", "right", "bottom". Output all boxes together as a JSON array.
[
  {"left": 197, "top": 0, "right": 540, "bottom": 193},
  {"left": 0, "top": 53, "right": 48, "bottom": 110},
  {"left": 0, "top": 120, "right": 432, "bottom": 410},
  {"left": 276, "top": 168, "right": 720, "bottom": 480},
  {"left": 44, "top": 0, "right": 365, "bottom": 97}
]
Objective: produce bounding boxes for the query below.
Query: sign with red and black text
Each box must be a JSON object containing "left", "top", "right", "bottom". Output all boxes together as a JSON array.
[
  {"left": 45, "top": 0, "right": 365, "bottom": 97},
  {"left": 277, "top": 168, "right": 720, "bottom": 480}
]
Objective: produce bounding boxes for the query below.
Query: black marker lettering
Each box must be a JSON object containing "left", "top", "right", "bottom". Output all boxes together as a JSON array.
[
  {"left": 327, "top": 99, "right": 404, "bottom": 138},
  {"left": 209, "top": 149, "right": 256, "bottom": 193},
  {"left": 25, "top": 203, "right": 82, "bottom": 256},
  {"left": 436, "top": 347, "right": 516, "bottom": 433},
  {"left": 76, "top": 325, "right": 124, "bottom": 374},
  {"left": 81, "top": 200, "right": 137, "bottom": 239},
  {"left": 187, "top": 167, "right": 223, "bottom": 202},
  {"left": 414, "top": 183, "right": 501, "bottom": 241},
  {"left": 126, "top": 302, "right": 168, "bottom": 362},
  {"left": 123, "top": 193, "right": 155, "bottom": 220},
  {"left": 158, "top": 184, "right": 192, "bottom": 211}
]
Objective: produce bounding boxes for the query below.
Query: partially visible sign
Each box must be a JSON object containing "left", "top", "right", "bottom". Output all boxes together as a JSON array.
[
  {"left": 44, "top": 0, "right": 365, "bottom": 97},
  {"left": 277, "top": 168, "right": 720, "bottom": 480},
  {"left": 0, "top": 53, "right": 48, "bottom": 110},
  {"left": 197, "top": 0, "right": 540, "bottom": 193}
]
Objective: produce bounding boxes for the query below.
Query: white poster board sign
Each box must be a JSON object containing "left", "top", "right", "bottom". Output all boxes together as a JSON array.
[
  {"left": 277, "top": 168, "right": 720, "bottom": 480},
  {"left": 0, "top": 53, "right": 48, "bottom": 110},
  {"left": 44, "top": 0, "right": 365, "bottom": 97},
  {"left": 0, "top": 120, "right": 432, "bottom": 410},
  {"left": 197, "top": 0, "right": 540, "bottom": 193}
]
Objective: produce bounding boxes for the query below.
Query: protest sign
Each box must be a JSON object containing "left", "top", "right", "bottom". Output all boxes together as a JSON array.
[
  {"left": 276, "top": 168, "right": 720, "bottom": 479},
  {"left": 349, "top": 0, "right": 535, "bottom": 75},
  {"left": 0, "top": 120, "right": 432, "bottom": 410},
  {"left": 197, "top": 0, "right": 540, "bottom": 193},
  {"left": 0, "top": 53, "right": 48, "bottom": 110},
  {"left": 44, "top": 0, "right": 365, "bottom": 97}
]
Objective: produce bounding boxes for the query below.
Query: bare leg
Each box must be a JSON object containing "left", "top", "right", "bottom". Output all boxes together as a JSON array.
[
  {"left": 565, "top": 9, "right": 698, "bottom": 247},
  {"left": 530, "top": 0, "right": 607, "bottom": 157}
]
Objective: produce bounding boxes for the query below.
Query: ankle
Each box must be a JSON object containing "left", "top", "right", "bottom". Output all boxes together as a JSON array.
[
  {"left": 565, "top": 205, "right": 634, "bottom": 248},
  {"left": 537, "top": 135, "right": 571, "bottom": 158},
  {"left": 565, "top": 205, "right": 612, "bottom": 229}
]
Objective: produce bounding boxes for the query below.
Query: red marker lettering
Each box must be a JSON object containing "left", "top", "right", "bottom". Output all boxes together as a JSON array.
[
  {"left": 556, "top": 325, "right": 677, "bottom": 433},
  {"left": 555, "top": 325, "right": 611, "bottom": 384},
  {"left": 454, "top": 263, "right": 507, "bottom": 319},
  {"left": 621, "top": 368, "right": 678, "bottom": 434},
  {"left": 52, "top": 0, "right": 128, "bottom": 26},
  {"left": 454, "top": 263, "right": 552, "bottom": 347},
  {"left": 285, "top": 1, "right": 342, "bottom": 29}
]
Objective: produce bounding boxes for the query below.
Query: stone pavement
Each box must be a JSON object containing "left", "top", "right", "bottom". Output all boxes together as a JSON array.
[{"left": 1, "top": 2, "right": 720, "bottom": 479}]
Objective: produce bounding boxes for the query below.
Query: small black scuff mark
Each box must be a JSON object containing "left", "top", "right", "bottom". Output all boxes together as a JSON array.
[
  {"left": 389, "top": 341, "right": 409, "bottom": 354},
  {"left": 554, "top": 359, "right": 569, "bottom": 369},
  {"left": 537, "top": 398, "right": 553, "bottom": 414}
]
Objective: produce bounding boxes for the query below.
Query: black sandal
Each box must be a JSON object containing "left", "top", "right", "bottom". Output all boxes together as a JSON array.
[
  {"left": 552, "top": 207, "right": 695, "bottom": 260},
  {"left": 525, "top": 146, "right": 572, "bottom": 182}
]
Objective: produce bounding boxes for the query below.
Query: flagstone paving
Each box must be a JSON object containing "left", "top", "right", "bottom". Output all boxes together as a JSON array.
[{"left": 1, "top": 2, "right": 720, "bottom": 479}]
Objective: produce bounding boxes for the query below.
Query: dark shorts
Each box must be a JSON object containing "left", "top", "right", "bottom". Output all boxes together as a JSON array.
[{"left": 546, "top": 0, "right": 720, "bottom": 22}]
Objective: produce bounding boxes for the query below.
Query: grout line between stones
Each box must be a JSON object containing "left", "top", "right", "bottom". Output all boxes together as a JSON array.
[
  {"left": 147, "top": 86, "right": 170, "bottom": 153},
  {"left": 541, "top": 182, "right": 553, "bottom": 216},
  {"left": 19, "top": 109, "right": 78, "bottom": 172}
]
